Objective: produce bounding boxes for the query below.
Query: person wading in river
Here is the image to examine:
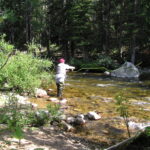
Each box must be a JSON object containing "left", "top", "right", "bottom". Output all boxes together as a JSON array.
[{"left": 55, "top": 58, "right": 75, "bottom": 99}]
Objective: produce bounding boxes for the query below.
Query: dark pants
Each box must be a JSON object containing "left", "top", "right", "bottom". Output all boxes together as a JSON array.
[{"left": 56, "top": 82, "right": 64, "bottom": 98}]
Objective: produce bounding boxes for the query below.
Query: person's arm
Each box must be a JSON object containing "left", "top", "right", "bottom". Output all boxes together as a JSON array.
[{"left": 65, "top": 64, "right": 75, "bottom": 71}]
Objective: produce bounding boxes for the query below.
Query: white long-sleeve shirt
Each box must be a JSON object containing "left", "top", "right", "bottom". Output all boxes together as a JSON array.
[{"left": 55, "top": 63, "right": 75, "bottom": 83}]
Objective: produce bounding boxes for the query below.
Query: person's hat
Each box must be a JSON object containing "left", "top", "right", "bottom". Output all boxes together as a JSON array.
[{"left": 58, "top": 58, "right": 65, "bottom": 63}]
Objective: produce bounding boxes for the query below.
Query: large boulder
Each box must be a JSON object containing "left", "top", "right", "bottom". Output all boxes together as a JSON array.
[
  {"left": 34, "top": 88, "right": 48, "bottom": 98},
  {"left": 111, "top": 62, "right": 140, "bottom": 78}
]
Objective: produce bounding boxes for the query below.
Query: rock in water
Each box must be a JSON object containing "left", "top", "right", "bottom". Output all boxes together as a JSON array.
[
  {"left": 87, "top": 111, "right": 101, "bottom": 120},
  {"left": 111, "top": 62, "right": 140, "bottom": 78},
  {"left": 49, "top": 97, "right": 59, "bottom": 103},
  {"left": 34, "top": 88, "right": 48, "bottom": 98}
]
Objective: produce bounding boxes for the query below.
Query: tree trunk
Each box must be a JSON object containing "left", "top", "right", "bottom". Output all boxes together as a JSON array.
[
  {"left": 118, "top": 0, "right": 125, "bottom": 56},
  {"left": 130, "top": 0, "right": 138, "bottom": 64},
  {"left": 25, "top": 2, "right": 32, "bottom": 43},
  {"left": 70, "top": 41, "right": 75, "bottom": 58},
  {"left": 10, "top": 26, "right": 14, "bottom": 44},
  {"left": 102, "top": 0, "right": 110, "bottom": 54},
  {"left": 131, "top": 37, "right": 136, "bottom": 64}
]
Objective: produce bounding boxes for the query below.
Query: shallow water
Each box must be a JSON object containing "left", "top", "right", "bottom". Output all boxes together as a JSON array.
[
  {"left": 30, "top": 72, "right": 150, "bottom": 147},
  {"left": 65, "top": 72, "right": 150, "bottom": 114}
]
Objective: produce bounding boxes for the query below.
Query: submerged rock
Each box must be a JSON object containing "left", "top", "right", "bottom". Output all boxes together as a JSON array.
[
  {"left": 59, "top": 98, "right": 67, "bottom": 104},
  {"left": 145, "top": 97, "right": 150, "bottom": 101},
  {"left": 104, "top": 71, "right": 111, "bottom": 75},
  {"left": 49, "top": 97, "right": 59, "bottom": 103},
  {"left": 111, "top": 62, "right": 140, "bottom": 78},
  {"left": 131, "top": 100, "right": 150, "bottom": 105},
  {"left": 96, "top": 84, "right": 115, "bottom": 87}
]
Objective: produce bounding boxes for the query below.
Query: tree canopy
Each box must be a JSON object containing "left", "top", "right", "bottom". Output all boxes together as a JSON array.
[{"left": 0, "top": 0, "right": 149, "bottom": 66}]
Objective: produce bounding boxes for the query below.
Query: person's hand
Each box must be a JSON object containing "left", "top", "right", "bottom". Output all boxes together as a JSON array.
[{"left": 71, "top": 67, "right": 75, "bottom": 71}]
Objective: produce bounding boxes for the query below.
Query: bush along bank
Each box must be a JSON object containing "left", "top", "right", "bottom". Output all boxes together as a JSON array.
[
  {"left": 0, "top": 35, "right": 53, "bottom": 94},
  {"left": 0, "top": 94, "right": 63, "bottom": 140}
]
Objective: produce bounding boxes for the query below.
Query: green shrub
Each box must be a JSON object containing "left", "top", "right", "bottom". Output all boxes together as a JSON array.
[
  {"left": 115, "top": 90, "right": 131, "bottom": 137},
  {"left": 145, "top": 126, "right": 150, "bottom": 136},
  {"left": 69, "top": 58, "right": 84, "bottom": 69},
  {"left": 40, "top": 71, "right": 55, "bottom": 89},
  {"left": 0, "top": 95, "right": 25, "bottom": 140},
  {"left": 26, "top": 40, "right": 41, "bottom": 55},
  {"left": 47, "top": 104, "right": 62, "bottom": 123},
  {"left": 70, "top": 55, "right": 119, "bottom": 71},
  {"left": 0, "top": 36, "right": 53, "bottom": 93},
  {"left": 22, "top": 104, "right": 62, "bottom": 127},
  {"left": 0, "top": 94, "right": 63, "bottom": 140},
  {"left": 97, "top": 55, "right": 119, "bottom": 69},
  {"left": 26, "top": 104, "right": 62, "bottom": 127},
  {"left": 0, "top": 52, "right": 53, "bottom": 93},
  {"left": 0, "top": 34, "right": 14, "bottom": 54},
  {"left": 0, "top": 34, "right": 15, "bottom": 74},
  {"left": 26, "top": 110, "right": 50, "bottom": 127}
]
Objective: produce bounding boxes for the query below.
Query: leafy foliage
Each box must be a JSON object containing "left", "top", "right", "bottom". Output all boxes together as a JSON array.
[
  {"left": 26, "top": 104, "right": 62, "bottom": 127},
  {"left": 115, "top": 90, "right": 131, "bottom": 137},
  {"left": 27, "top": 110, "right": 50, "bottom": 127},
  {"left": 47, "top": 104, "right": 61, "bottom": 123},
  {"left": 0, "top": 34, "right": 14, "bottom": 53},
  {"left": 26, "top": 40, "right": 41, "bottom": 55},
  {"left": 0, "top": 36, "right": 53, "bottom": 93},
  {"left": 125, "top": 126, "right": 150, "bottom": 150},
  {"left": 0, "top": 95, "right": 25, "bottom": 140},
  {"left": 0, "top": 94, "right": 62, "bottom": 137},
  {"left": 0, "top": 0, "right": 150, "bottom": 66},
  {"left": 70, "top": 55, "right": 119, "bottom": 71},
  {"left": 145, "top": 126, "right": 150, "bottom": 136}
]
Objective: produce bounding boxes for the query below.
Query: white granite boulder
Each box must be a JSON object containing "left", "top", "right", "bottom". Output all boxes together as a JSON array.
[
  {"left": 111, "top": 62, "right": 140, "bottom": 78},
  {"left": 66, "top": 117, "right": 76, "bottom": 124},
  {"left": 87, "top": 111, "right": 101, "bottom": 120},
  {"left": 49, "top": 97, "right": 59, "bottom": 103},
  {"left": 35, "top": 88, "right": 48, "bottom": 98}
]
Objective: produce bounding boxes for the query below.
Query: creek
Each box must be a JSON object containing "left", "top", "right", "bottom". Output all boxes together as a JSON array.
[{"left": 29, "top": 72, "right": 150, "bottom": 148}]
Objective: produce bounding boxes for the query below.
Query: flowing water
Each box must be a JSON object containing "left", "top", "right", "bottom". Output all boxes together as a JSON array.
[{"left": 29, "top": 72, "right": 150, "bottom": 147}]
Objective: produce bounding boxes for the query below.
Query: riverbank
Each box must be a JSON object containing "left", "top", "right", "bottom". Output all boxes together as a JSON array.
[
  {"left": 0, "top": 72, "right": 150, "bottom": 149},
  {"left": 0, "top": 92, "right": 103, "bottom": 150},
  {"left": 0, "top": 125, "right": 102, "bottom": 150}
]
